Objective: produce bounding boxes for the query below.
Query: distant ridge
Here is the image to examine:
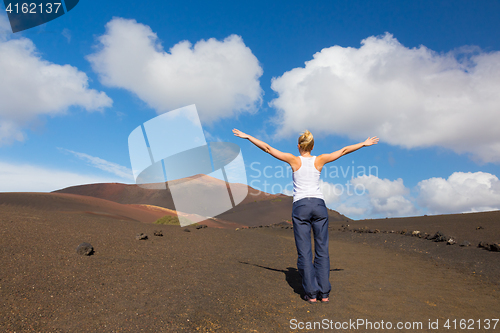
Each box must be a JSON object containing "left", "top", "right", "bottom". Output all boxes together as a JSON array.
[
  {"left": 53, "top": 175, "right": 351, "bottom": 227},
  {"left": 0, "top": 192, "right": 166, "bottom": 224}
]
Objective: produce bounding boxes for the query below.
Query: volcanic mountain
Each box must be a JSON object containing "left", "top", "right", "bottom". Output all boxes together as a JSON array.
[
  {"left": 0, "top": 192, "right": 167, "bottom": 224},
  {"left": 53, "top": 175, "right": 351, "bottom": 227}
]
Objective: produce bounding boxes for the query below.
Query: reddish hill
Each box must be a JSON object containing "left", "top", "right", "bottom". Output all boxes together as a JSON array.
[
  {"left": 53, "top": 176, "right": 351, "bottom": 227},
  {"left": 0, "top": 192, "right": 166, "bottom": 224},
  {"left": 55, "top": 182, "right": 175, "bottom": 208},
  {"left": 53, "top": 176, "right": 279, "bottom": 209},
  {"left": 0, "top": 192, "right": 241, "bottom": 229}
]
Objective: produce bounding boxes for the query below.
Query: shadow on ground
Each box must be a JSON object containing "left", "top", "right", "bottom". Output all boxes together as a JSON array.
[{"left": 238, "top": 261, "right": 343, "bottom": 297}]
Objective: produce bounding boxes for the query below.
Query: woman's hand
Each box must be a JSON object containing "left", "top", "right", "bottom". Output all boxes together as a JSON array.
[
  {"left": 364, "top": 136, "right": 379, "bottom": 146},
  {"left": 233, "top": 128, "right": 250, "bottom": 139}
]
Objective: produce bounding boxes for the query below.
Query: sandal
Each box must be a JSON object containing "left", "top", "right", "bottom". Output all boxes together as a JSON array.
[
  {"left": 320, "top": 297, "right": 329, "bottom": 303},
  {"left": 303, "top": 295, "right": 318, "bottom": 304}
]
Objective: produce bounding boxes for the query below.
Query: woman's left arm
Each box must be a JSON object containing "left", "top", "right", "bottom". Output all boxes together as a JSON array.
[
  {"left": 233, "top": 129, "right": 296, "bottom": 165},
  {"left": 317, "top": 136, "right": 379, "bottom": 166}
]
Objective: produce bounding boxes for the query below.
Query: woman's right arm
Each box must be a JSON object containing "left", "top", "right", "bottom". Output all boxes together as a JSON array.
[
  {"left": 233, "top": 129, "right": 299, "bottom": 167},
  {"left": 317, "top": 137, "right": 379, "bottom": 166}
]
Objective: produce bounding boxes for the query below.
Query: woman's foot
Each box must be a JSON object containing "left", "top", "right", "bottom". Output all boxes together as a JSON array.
[
  {"left": 320, "top": 297, "right": 329, "bottom": 303},
  {"left": 303, "top": 295, "right": 317, "bottom": 303}
]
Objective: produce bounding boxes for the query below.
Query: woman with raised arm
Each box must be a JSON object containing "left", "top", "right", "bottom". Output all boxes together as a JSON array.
[{"left": 233, "top": 128, "right": 379, "bottom": 304}]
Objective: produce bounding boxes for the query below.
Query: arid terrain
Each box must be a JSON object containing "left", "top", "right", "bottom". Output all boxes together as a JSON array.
[{"left": 1, "top": 188, "right": 499, "bottom": 332}]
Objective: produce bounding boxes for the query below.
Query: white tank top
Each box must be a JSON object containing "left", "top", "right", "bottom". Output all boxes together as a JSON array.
[{"left": 292, "top": 156, "right": 324, "bottom": 202}]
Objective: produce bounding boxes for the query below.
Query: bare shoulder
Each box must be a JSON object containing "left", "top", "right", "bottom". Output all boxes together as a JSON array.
[
  {"left": 289, "top": 155, "right": 301, "bottom": 172},
  {"left": 315, "top": 154, "right": 329, "bottom": 168}
]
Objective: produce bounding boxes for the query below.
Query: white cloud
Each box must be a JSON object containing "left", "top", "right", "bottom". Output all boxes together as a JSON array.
[
  {"left": 352, "top": 175, "right": 409, "bottom": 199},
  {"left": 87, "top": 18, "right": 263, "bottom": 123},
  {"left": 0, "top": 161, "right": 126, "bottom": 192},
  {"left": 352, "top": 176, "right": 415, "bottom": 217},
  {"left": 0, "top": 119, "right": 25, "bottom": 144},
  {"left": 288, "top": 171, "right": 500, "bottom": 219},
  {"left": 335, "top": 203, "right": 366, "bottom": 217},
  {"left": 330, "top": 175, "right": 416, "bottom": 218},
  {"left": 0, "top": 24, "right": 112, "bottom": 145},
  {"left": 417, "top": 171, "right": 500, "bottom": 214},
  {"left": 60, "top": 148, "right": 134, "bottom": 181},
  {"left": 319, "top": 179, "right": 342, "bottom": 203},
  {"left": 271, "top": 33, "right": 500, "bottom": 163}
]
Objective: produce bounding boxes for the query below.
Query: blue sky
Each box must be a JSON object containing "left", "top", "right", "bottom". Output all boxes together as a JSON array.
[{"left": 1, "top": 0, "right": 500, "bottom": 219}]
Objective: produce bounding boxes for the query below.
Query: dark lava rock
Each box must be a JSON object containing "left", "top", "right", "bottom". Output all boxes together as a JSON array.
[
  {"left": 430, "top": 231, "right": 448, "bottom": 242},
  {"left": 432, "top": 231, "right": 444, "bottom": 238},
  {"left": 478, "top": 241, "right": 490, "bottom": 249},
  {"left": 76, "top": 242, "right": 94, "bottom": 256},
  {"left": 183, "top": 228, "right": 191, "bottom": 232},
  {"left": 459, "top": 241, "right": 471, "bottom": 247},
  {"left": 196, "top": 224, "right": 208, "bottom": 229},
  {"left": 154, "top": 230, "right": 163, "bottom": 237},
  {"left": 136, "top": 233, "right": 148, "bottom": 240},
  {"left": 435, "top": 235, "right": 448, "bottom": 242},
  {"left": 271, "top": 221, "right": 289, "bottom": 228},
  {"left": 489, "top": 243, "right": 500, "bottom": 252}
]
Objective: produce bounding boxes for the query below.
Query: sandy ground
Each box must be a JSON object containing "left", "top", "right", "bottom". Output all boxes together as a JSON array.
[{"left": 0, "top": 201, "right": 499, "bottom": 332}]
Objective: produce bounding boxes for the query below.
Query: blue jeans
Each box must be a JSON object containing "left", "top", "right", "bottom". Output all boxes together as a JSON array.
[{"left": 292, "top": 197, "right": 331, "bottom": 299}]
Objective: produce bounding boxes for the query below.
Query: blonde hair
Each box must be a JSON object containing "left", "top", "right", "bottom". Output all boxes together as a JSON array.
[{"left": 298, "top": 130, "right": 314, "bottom": 152}]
